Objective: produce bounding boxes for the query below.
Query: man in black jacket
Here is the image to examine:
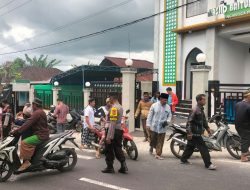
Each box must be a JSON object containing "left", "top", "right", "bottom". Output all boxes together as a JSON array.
[
  {"left": 235, "top": 90, "right": 250, "bottom": 162},
  {"left": 180, "top": 94, "right": 216, "bottom": 170}
]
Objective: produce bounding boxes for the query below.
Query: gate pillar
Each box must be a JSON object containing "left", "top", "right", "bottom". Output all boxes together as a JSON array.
[
  {"left": 52, "top": 87, "right": 60, "bottom": 106},
  {"left": 83, "top": 88, "right": 92, "bottom": 108},
  {"left": 121, "top": 68, "right": 137, "bottom": 132},
  {"left": 191, "top": 65, "right": 211, "bottom": 116}
]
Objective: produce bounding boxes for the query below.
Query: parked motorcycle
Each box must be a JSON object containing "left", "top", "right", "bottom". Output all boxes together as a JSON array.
[
  {"left": 47, "top": 105, "right": 82, "bottom": 134},
  {"left": 47, "top": 109, "right": 57, "bottom": 134},
  {"left": 0, "top": 130, "right": 78, "bottom": 182},
  {"left": 66, "top": 110, "right": 82, "bottom": 132},
  {"left": 121, "top": 109, "right": 138, "bottom": 160},
  {"left": 90, "top": 109, "right": 138, "bottom": 160},
  {"left": 168, "top": 107, "right": 241, "bottom": 160}
]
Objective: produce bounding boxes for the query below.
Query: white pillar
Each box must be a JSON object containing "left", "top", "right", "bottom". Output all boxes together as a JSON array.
[
  {"left": 121, "top": 68, "right": 137, "bottom": 132},
  {"left": 52, "top": 87, "right": 60, "bottom": 106},
  {"left": 191, "top": 65, "right": 211, "bottom": 116},
  {"left": 206, "top": 28, "right": 218, "bottom": 80},
  {"left": 83, "top": 88, "right": 92, "bottom": 108},
  {"left": 29, "top": 85, "right": 35, "bottom": 103},
  {"left": 153, "top": 0, "right": 160, "bottom": 82}
]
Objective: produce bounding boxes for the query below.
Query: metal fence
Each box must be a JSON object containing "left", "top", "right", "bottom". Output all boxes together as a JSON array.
[
  {"left": 208, "top": 83, "right": 250, "bottom": 123},
  {"left": 90, "top": 81, "right": 122, "bottom": 108}
]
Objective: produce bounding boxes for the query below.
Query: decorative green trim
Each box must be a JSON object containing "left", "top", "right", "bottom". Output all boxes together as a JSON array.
[
  {"left": 163, "top": 0, "right": 177, "bottom": 86},
  {"left": 15, "top": 80, "right": 30, "bottom": 83},
  {"left": 33, "top": 85, "right": 53, "bottom": 90}
]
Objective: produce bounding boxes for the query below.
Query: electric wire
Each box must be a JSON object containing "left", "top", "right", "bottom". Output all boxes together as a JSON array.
[
  {"left": 0, "top": 0, "right": 33, "bottom": 17},
  {"left": 0, "top": 0, "right": 200, "bottom": 56},
  {"left": 0, "top": 0, "right": 17, "bottom": 10},
  {"left": 0, "top": 0, "right": 133, "bottom": 50}
]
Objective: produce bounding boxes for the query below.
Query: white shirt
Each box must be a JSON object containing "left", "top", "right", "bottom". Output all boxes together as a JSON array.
[
  {"left": 146, "top": 102, "right": 172, "bottom": 134},
  {"left": 83, "top": 105, "right": 95, "bottom": 129}
]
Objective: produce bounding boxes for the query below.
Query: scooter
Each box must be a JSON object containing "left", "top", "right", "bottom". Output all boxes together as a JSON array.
[
  {"left": 91, "top": 109, "right": 138, "bottom": 160},
  {"left": 47, "top": 105, "right": 82, "bottom": 134},
  {"left": 65, "top": 110, "right": 82, "bottom": 132},
  {"left": 167, "top": 107, "right": 241, "bottom": 160},
  {"left": 47, "top": 111, "right": 57, "bottom": 134},
  {"left": 121, "top": 110, "right": 138, "bottom": 160},
  {"left": 0, "top": 130, "right": 78, "bottom": 182}
]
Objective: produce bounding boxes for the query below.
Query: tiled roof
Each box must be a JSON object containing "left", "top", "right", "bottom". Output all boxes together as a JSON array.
[
  {"left": 20, "top": 66, "right": 62, "bottom": 82},
  {"left": 103, "top": 56, "right": 153, "bottom": 69}
]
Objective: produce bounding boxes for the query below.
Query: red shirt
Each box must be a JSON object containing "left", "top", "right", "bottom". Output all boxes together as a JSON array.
[
  {"left": 169, "top": 93, "right": 179, "bottom": 112},
  {"left": 54, "top": 103, "right": 69, "bottom": 124}
]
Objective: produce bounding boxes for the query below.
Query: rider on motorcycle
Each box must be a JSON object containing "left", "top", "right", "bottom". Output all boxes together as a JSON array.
[{"left": 11, "top": 98, "right": 49, "bottom": 172}]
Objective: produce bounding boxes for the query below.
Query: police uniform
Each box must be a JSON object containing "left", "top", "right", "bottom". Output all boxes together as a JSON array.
[{"left": 102, "top": 102, "right": 128, "bottom": 174}]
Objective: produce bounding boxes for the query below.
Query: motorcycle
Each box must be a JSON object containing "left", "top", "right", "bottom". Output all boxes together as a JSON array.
[
  {"left": 0, "top": 130, "right": 78, "bottom": 182},
  {"left": 65, "top": 110, "right": 82, "bottom": 133},
  {"left": 47, "top": 109, "right": 57, "bottom": 134},
  {"left": 121, "top": 110, "right": 138, "bottom": 160},
  {"left": 47, "top": 105, "right": 82, "bottom": 134},
  {"left": 90, "top": 109, "right": 138, "bottom": 160},
  {"left": 168, "top": 107, "right": 241, "bottom": 160}
]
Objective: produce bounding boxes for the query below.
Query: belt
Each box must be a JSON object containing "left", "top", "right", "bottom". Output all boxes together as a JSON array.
[{"left": 192, "top": 134, "right": 202, "bottom": 137}]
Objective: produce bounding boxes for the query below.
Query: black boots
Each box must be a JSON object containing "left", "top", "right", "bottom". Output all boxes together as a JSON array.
[
  {"left": 101, "top": 164, "right": 115, "bottom": 173},
  {"left": 118, "top": 161, "right": 128, "bottom": 174},
  {"left": 102, "top": 162, "right": 128, "bottom": 174}
]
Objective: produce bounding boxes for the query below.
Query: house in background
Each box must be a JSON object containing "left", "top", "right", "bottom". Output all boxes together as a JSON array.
[
  {"left": 49, "top": 56, "right": 155, "bottom": 111},
  {"left": 100, "top": 56, "right": 156, "bottom": 95},
  {"left": 11, "top": 66, "right": 62, "bottom": 114}
]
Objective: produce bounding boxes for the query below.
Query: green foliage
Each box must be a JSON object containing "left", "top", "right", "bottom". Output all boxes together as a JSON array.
[
  {"left": 0, "top": 54, "right": 61, "bottom": 83},
  {"left": 0, "top": 58, "right": 26, "bottom": 83},
  {"left": 25, "top": 54, "right": 61, "bottom": 68}
]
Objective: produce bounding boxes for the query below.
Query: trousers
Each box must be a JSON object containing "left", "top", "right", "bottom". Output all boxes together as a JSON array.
[
  {"left": 181, "top": 136, "right": 212, "bottom": 168},
  {"left": 105, "top": 129, "right": 125, "bottom": 166},
  {"left": 236, "top": 127, "right": 250, "bottom": 153}
]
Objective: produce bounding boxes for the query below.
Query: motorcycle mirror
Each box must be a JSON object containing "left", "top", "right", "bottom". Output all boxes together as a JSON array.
[{"left": 126, "top": 109, "right": 130, "bottom": 114}]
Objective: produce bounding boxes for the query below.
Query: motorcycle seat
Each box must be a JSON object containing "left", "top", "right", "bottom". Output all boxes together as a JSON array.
[{"left": 38, "top": 133, "right": 66, "bottom": 148}]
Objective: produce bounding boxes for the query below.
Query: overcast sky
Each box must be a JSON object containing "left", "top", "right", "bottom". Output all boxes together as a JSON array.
[{"left": 0, "top": 0, "right": 155, "bottom": 71}]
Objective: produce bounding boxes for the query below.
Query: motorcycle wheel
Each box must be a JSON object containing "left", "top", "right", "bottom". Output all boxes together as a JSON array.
[
  {"left": 57, "top": 148, "right": 77, "bottom": 172},
  {"left": 0, "top": 158, "right": 13, "bottom": 182},
  {"left": 75, "top": 122, "right": 82, "bottom": 133},
  {"left": 170, "top": 135, "right": 187, "bottom": 159},
  {"left": 124, "top": 140, "right": 138, "bottom": 160},
  {"left": 226, "top": 136, "right": 241, "bottom": 160}
]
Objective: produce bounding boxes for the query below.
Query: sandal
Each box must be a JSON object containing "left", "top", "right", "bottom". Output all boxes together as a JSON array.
[
  {"left": 155, "top": 155, "right": 164, "bottom": 160},
  {"left": 80, "top": 144, "right": 88, "bottom": 150},
  {"left": 95, "top": 153, "right": 101, "bottom": 159}
]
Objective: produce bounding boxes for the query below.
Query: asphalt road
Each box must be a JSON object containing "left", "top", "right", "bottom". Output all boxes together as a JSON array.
[{"left": 1, "top": 130, "right": 250, "bottom": 190}]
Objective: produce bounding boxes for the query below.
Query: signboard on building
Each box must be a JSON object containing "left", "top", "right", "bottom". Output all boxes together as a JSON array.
[
  {"left": 163, "top": 0, "right": 177, "bottom": 86},
  {"left": 208, "top": 0, "right": 250, "bottom": 18}
]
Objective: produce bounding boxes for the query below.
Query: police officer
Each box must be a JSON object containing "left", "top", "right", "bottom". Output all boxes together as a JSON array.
[{"left": 102, "top": 92, "right": 128, "bottom": 174}]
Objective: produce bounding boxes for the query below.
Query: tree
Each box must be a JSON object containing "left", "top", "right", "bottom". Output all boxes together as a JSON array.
[
  {"left": 13, "top": 57, "right": 26, "bottom": 69},
  {"left": 25, "top": 54, "right": 61, "bottom": 68},
  {"left": 0, "top": 58, "right": 26, "bottom": 83}
]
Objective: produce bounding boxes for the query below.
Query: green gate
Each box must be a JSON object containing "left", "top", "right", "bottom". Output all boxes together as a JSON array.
[
  {"left": 34, "top": 85, "right": 53, "bottom": 109},
  {"left": 58, "top": 85, "right": 83, "bottom": 111}
]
